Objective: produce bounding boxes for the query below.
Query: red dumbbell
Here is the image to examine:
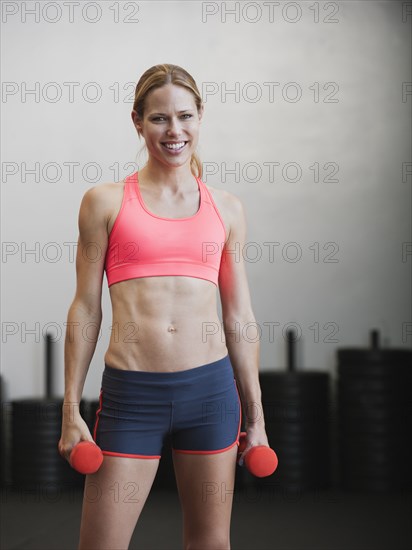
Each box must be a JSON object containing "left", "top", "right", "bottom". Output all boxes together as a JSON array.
[
  {"left": 237, "top": 431, "right": 278, "bottom": 478},
  {"left": 70, "top": 441, "right": 104, "bottom": 474}
]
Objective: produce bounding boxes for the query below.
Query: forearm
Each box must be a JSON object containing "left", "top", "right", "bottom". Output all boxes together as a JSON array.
[
  {"left": 223, "top": 316, "right": 265, "bottom": 427},
  {"left": 63, "top": 301, "right": 102, "bottom": 409}
]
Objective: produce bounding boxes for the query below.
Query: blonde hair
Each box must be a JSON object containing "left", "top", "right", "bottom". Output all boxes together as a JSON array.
[{"left": 132, "top": 64, "right": 203, "bottom": 179}]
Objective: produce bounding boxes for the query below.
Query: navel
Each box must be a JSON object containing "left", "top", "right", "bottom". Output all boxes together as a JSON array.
[{"left": 167, "top": 325, "right": 177, "bottom": 333}]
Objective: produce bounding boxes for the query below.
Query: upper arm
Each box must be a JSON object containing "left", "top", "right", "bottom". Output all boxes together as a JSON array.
[
  {"left": 72, "top": 185, "right": 110, "bottom": 313},
  {"left": 218, "top": 193, "right": 254, "bottom": 320}
]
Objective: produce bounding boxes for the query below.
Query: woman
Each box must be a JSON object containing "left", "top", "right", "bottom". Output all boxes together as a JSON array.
[{"left": 58, "top": 63, "right": 270, "bottom": 550}]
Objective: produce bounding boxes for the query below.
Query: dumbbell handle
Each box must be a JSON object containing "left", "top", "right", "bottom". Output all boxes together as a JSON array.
[
  {"left": 237, "top": 431, "right": 278, "bottom": 478},
  {"left": 69, "top": 441, "right": 103, "bottom": 474}
]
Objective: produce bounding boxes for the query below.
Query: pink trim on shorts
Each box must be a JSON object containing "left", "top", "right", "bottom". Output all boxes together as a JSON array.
[{"left": 102, "top": 450, "right": 161, "bottom": 459}]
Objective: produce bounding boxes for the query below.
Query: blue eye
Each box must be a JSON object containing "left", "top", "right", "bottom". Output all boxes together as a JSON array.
[{"left": 151, "top": 114, "right": 193, "bottom": 122}]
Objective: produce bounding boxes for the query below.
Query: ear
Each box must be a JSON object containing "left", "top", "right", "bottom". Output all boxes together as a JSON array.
[
  {"left": 198, "top": 103, "right": 204, "bottom": 124},
  {"left": 131, "top": 110, "right": 143, "bottom": 136}
]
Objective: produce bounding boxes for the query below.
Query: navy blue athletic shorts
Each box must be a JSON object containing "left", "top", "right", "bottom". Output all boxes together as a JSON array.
[{"left": 93, "top": 353, "right": 242, "bottom": 459}]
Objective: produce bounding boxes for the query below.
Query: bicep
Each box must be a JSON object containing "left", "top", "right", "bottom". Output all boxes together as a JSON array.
[
  {"left": 218, "top": 194, "right": 254, "bottom": 320},
  {"left": 73, "top": 187, "right": 109, "bottom": 313}
]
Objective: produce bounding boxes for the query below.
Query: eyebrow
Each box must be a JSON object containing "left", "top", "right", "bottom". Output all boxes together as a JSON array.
[{"left": 149, "top": 109, "right": 194, "bottom": 116}]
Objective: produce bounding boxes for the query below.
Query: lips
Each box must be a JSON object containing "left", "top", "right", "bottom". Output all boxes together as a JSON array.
[{"left": 161, "top": 141, "right": 188, "bottom": 152}]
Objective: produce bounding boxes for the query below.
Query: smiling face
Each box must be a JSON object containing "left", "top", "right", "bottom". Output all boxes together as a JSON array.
[{"left": 133, "top": 83, "right": 203, "bottom": 170}]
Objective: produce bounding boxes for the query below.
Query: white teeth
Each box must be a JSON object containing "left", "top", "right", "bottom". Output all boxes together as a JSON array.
[{"left": 164, "top": 141, "right": 186, "bottom": 150}]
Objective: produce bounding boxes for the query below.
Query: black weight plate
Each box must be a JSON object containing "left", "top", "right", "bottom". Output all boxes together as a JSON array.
[
  {"left": 338, "top": 390, "right": 411, "bottom": 405},
  {"left": 342, "top": 448, "right": 410, "bottom": 465},
  {"left": 341, "top": 470, "right": 411, "bottom": 483},
  {"left": 267, "top": 437, "right": 327, "bottom": 452},
  {"left": 267, "top": 422, "right": 329, "bottom": 432},
  {"left": 259, "top": 372, "right": 329, "bottom": 390},
  {"left": 12, "top": 424, "right": 63, "bottom": 436},
  {"left": 338, "top": 422, "right": 412, "bottom": 437},
  {"left": 341, "top": 407, "right": 411, "bottom": 422},
  {"left": 337, "top": 377, "right": 410, "bottom": 392},
  {"left": 262, "top": 401, "right": 330, "bottom": 415},
  {"left": 275, "top": 468, "right": 329, "bottom": 484},
  {"left": 11, "top": 467, "right": 75, "bottom": 482},
  {"left": 275, "top": 451, "right": 328, "bottom": 464},
  {"left": 339, "top": 432, "right": 411, "bottom": 448},
  {"left": 266, "top": 416, "right": 330, "bottom": 429},
  {"left": 12, "top": 467, "right": 81, "bottom": 483},
  {"left": 273, "top": 433, "right": 329, "bottom": 447},
  {"left": 341, "top": 462, "right": 407, "bottom": 476},
  {"left": 338, "top": 405, "right": 410, "bottom": 421},
  {"left": 337, "top": 348, "right": 411, "bottom": 363},
  {"left": 338, "top": 392, "right": 409, "bottom": 407},
  {"left": 12, "top": 429, "right": 62, "bottom": 441},
  {"left": 11, "top": 470, "right": 78, "bottom": 482},
  {"left": 11, "top": 476, "right": 80, "bottom": 489},
  {"left": 271, "top": 423, "right": 329, "bottom": 434},
  {"left": 12, "top": 454, "right": 64, "bottom": 467},
  {"left": 12, "top": 422, "right": 62, "bottom": 432},
  {"left": 263, "top": 407, "right": 329, "bottom": 424},
  {"left": 340, "top": 456, "right": 411, "bottom": 469},
  {"left": 341, "top": 470, "right": 411, "bottom": 484},
  {"left": 338, "top": 366, "right": 412, "bottom": 379},
  {"left": 341, "top": 466, "right": 409, "bottom": 481},
  {"left": 339, "top": 443, "right": 412, "bottom": 458},
  {"left": 267, "top": 422, "right": 329, "bottom": 435},
  {"left": 339, "top": 406, "right": 412, "bottom": 419},
  {"left": 341, "top": 478, "right": 410, "bottom": 493},
  {"left": 338, "top": 407, "right": 412, "bottom": 431},
  {"left": 340, "top": 473, "right": 410, "bottom": 485},
  {"left": 17, "top": 418, "right": 84, "bottom": 431},
  {"left": 269, "top": 418, "right": 329, "bottom": 429},
  {"left": 341, "top": 437, "right": 412, "bottom": 451},
  {"left": 275, "top": 450, "right": 329, "bottom": 464},
  {"left": 265, "top": 400, "right": 330, "bottom": 410},
  {"left": 12, "top": 451, "right": 66, "bottom": 465},
  {"left": 275, "top": 439, "right": 328, "bottom": 452},
  {"left": 261, "top": 389, "right": 329, "bottom": 403},
  {"left": 341, "top": 455, "right": 410, "bottom": 469},
  {"left": 12, "top": 436, "right": 62, "bottom": 449},
  {"left": 338, "top": 426, "right": 408, "bottom": 439},
  {"left": 273, "top": 481, "right": 328, "bottom": 494},
  {"left": 270, "top": 443, "right": 328, "bottom": 458},
  {"left": 12, "top": 450, "right": 68, "bottom": 463},
  {"left": 268, "top": 435, "right": 328, "bottom": 449},
  {"left": 275, "top": 455, "right": 327, "bottom": 469},
  {"left": 343, "top": 407, "right": 412, "bottom": 423},
  {"left": 263, "top": 393, "right": 329, "bottom": 403}
]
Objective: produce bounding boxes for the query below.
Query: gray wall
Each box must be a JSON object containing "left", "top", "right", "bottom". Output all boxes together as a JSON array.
[{"left": 1, "top": 1, "right": 411, "bottom": 401}]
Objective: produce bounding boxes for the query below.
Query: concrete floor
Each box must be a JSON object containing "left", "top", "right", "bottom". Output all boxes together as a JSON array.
[{"left": 1, "top": 485, "right": 411, "bottom": 550}]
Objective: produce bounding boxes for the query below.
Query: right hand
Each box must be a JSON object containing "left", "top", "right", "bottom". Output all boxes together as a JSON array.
[{"left": 58, "top": 407, "right": 95, "bottom": 465}]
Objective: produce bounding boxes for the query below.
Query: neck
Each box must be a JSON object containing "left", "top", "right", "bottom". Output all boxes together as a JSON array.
[{"left": 140, "top": 159, "right": 196, "bottom": 192}]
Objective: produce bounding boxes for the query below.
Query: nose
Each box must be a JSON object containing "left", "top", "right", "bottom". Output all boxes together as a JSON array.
[{"left": 166, "top": 116, "right": 183, "bottom": 137}]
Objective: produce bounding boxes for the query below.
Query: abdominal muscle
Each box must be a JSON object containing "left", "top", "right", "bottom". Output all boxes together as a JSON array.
[{"left": 104, "top": 275, "right": 228, "bottom": 372}]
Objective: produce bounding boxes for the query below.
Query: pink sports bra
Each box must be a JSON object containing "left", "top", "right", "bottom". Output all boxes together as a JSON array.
[{"left": 104, "top": 171, "right": 227, "bottom": 288}]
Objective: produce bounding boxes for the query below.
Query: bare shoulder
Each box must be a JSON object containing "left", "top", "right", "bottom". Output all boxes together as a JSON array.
[
  {"left": 83, "top": 180, "right": 123, "bottom": 204},
  {"left": 79, "top": 180, "right": 124, "bottom": 233}
]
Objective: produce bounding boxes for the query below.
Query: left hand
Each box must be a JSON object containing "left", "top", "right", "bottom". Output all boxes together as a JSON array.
[{"left": 238, "top": 423, "right": 270, "bottom": 466}]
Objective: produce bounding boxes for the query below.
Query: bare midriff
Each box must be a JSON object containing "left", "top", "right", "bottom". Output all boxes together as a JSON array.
[{"left": 104, "top": 275, "right": 228, "bottom": 372}]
